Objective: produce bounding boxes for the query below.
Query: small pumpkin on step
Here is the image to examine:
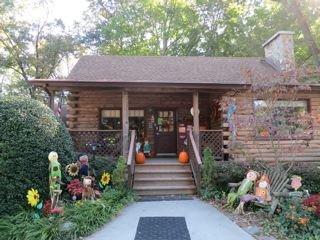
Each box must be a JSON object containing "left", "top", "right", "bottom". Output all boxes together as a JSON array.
[
  {"left": 179, "top": 150, "right": 189, "bottom": 164},
  {"left": 135, "top": 152, "right": 146, "bottom": 164}
]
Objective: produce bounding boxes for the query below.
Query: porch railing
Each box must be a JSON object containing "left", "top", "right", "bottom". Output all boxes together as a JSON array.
[
  {"left": 187, "top": 130, "right": 202, "bottom": 193},
  {"left": 69, "top": 129, "right": 122, "bottom": 159},
  {"left": 200, "top": 130, "right": 224, "bottom": 160},
  {"left": 127, "top": 130, "right": 136, "bottom": 188}
]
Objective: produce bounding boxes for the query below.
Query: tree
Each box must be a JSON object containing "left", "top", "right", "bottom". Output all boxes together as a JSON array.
[
  {"left": 82, "top": 0, "right": 201, "bottom": 56},
  {"left": 0, "top": 1, "right": 75, "bottom": 98},
  {"left": 274, "top": 0, "right": 320, "bottom": 66}
]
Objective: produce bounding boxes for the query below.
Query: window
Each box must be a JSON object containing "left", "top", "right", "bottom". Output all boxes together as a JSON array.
[
  {"left": 253, "top": 100, "right": 310, "bottom": 138},
  {"left": 101, "top": 110, "right": 121, "bottom": 130},
  {"left": 157, "top": 111, "right": 174, "bottom": 132},
  {"left": 129, "top": 110, "right": 145, "bottom": 141}
]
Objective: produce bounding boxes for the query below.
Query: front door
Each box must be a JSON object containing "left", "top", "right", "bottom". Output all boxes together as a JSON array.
[{"left": 154, "top": 110, "right": 177, "bottom": 154}]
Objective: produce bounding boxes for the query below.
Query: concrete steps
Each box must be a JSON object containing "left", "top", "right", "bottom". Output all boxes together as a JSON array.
[{"left": 133, "top": 159, "right": 196, "bottom": 196}]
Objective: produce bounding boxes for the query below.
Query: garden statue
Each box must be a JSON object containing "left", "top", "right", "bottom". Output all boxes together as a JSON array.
[
  {"left": 82, "top": 176, "right": 95, "bottom": 201},
  {"left": 255, "top": 174, "right": 271, "bottom": 202},
  {"left": 48, "top": 151, "right": 62, "bottom": 210},
  {"left": 79, "top": 154, "right": 89, "bottom": 176},
  {"left": 291, "top": 175, "right": 302, "bottom": 191},
  {"left": 143, "top": 139, "right": 152, "bottom": 157},
  {"left": 226, "top": 170, "right": 259, "bottom": 207}
]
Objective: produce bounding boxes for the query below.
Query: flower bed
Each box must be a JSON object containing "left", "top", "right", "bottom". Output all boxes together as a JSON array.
[{"left": 0, "top": 188, "right": 135, "bottom": 240}]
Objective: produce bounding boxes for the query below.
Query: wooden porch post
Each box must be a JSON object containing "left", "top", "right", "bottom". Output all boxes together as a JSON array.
[
  {"left": 48, "top": 90, "right": 55, "bottom": 111},
  {"left": 122, "top": 91, "right": 129, "bottom": 157},
  {"left": 193, "top": 91, "right": 200, "bottom": 151}
]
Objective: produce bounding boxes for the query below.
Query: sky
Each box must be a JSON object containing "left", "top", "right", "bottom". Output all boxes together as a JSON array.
[{"left": 20, "top": 0, "right": 89, "bottom": 28}]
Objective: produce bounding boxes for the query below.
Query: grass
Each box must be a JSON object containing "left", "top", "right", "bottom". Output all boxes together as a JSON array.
[{"left": 0, "top": 187, "right": 135, "bottom": 240}]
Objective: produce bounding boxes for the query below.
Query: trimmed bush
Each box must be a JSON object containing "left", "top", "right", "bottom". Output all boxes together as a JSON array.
[{"left": 0, "top": 97, "right": 75, "bottom": 216}]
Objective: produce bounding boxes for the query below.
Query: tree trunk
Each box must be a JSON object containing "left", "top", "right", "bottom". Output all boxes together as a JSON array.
[{"left": 283, "top": 0, "right": 320, "bottom": 66}]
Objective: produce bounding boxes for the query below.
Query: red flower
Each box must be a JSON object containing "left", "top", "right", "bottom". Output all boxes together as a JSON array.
[{"left": 303, "top": 194, "right": 320, "bottom": 217}]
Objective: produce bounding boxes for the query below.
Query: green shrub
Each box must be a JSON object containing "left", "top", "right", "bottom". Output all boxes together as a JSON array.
[
  {"left": 215, "top": 161, "right": 247, "bottom": 192},
  {"left": 274, "top": 198, "right": 320, "bottom": 240},
  {"left": 201, "top": 148, "right": 218, "bottom": 199},
  {"left": 0, "top": 188, "right": 135, "bottom": 240},
  {"left": 0, "top": 97, "right": 75, "bottom": 216},
  {"left": 111, "top": 156, "right": 127, "bottom": 189}
]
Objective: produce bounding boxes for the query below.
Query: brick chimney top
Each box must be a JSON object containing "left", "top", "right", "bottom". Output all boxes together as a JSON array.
[{"left": 262, "top": 31, "right": 295, "bottom": 72}]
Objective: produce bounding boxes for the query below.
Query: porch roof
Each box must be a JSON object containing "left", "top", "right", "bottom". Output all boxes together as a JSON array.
[{"left": 29, "top": 55, "right": 278, "bottom": 88}]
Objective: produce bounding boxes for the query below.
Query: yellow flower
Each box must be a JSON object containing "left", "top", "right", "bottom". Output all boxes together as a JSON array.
[
  {"left": 66, "top": 163, "right": 79, "bottom": 176},
  {"left": 26, "top": 188, "right": 40, "bottom": 207},
  {"left": 101, "top": 172, "right": 111, "bottom": 186}
]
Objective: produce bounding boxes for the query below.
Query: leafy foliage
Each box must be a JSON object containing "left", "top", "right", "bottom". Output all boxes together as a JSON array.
[
  {"left": 82, "top": 0, "right": 320, "bottom": 66},
  {"left": 200, "top": 147, "right": 218, "bottom": 199},
  {"left": 0, "top": 188, "right": 135, "bottom": 240},
  {"left": 274, "top": 198, "right": 320, "bottom": 240},
  {"left": 0, "top": 97, "right": 75, "bottom": 216},
  {"left": 0, "top": 2, "right": 75, "bottom": 97},
  {"left": 111, "top": 156, "right": 127, "bottom": 189}
]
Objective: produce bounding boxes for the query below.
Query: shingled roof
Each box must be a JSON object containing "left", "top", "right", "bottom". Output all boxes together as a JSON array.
[{"left": 66, "top": 55, "right": 277, "bottom": 85}]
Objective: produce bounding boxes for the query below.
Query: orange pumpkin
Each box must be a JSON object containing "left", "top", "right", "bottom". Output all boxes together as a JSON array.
[
  {"left": 135, "top": 152, "right": 145, "bottom": 164},
  {"left": 179, "top": 150, "right": 189, "bottom": 163}
]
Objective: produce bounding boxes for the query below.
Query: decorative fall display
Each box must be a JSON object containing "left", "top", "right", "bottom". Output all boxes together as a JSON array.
[
  {"left": 79, "top": 155, "right": 89, "bottom": 176},
  {"left": 226, "top": 170, "right": 259, "bottom": 207},
  {"left": 291, "top": 175, "right": 302, "bottom": 191},
  {"left": 48, "top": 151, "right": 62, "bottom": 210},
  {"left": 82, "top": 176, "right": 95, "bottom": 201},
  {"left": 135, "top": 152, "right": 145, "bottom": 164},
  {"left": 255, "top": 174, "right": 271, "bottom": 202},
  {"left": 65, "top": 163, "right": 79, "bottom": 177},
  {"left": 66, "top": 179, "right": 84, "bottom": 199},
  {"left": 101, "top": 172, "right": 111, "bottom": 186},
  {"left": 178, "top": 150, "right": 189, "bottom": 163},
  {"left": 26, "top": 188, "right": 40, "bottom": 207}
]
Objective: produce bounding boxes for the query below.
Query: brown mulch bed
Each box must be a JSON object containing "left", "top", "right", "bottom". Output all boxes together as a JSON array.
[{"left": 207, "top": 198, "right": 287, "bottom": 240}]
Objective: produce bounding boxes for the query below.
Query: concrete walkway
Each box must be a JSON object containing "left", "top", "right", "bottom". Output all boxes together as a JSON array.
[{"left": 86, "top": 198, "right": 254, "bottom": 240}]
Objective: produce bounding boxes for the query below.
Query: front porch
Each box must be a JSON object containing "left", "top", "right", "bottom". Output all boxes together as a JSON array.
[
  {"left": 67, "top": 90, "right": 227, "bottom": 160},
  {"left": 66, "top": 90, "right": 229, "bottom": 194}
]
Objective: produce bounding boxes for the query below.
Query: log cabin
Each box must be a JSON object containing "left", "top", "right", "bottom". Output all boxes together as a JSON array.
[{"left": 30, "top": 31, "right": 320, "bottom": 196}]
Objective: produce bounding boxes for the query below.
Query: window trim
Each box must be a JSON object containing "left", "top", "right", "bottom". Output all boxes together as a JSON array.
[
  {"left": 99, "top": 108, "right": 146, "bottom": 130},
  {"left": 252, "top": 99, "right": 313, "bottom": 140}
]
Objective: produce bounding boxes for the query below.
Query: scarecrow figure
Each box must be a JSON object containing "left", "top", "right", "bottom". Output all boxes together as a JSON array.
[
  {"left": 226, "top": 170, "right": 259, "bottom": 208},
  {"left": 79, "top": 154, "right": 89, "bottom": 176},
  {"left": 48, "top": 151, "right": 63, "bottom": 210}
]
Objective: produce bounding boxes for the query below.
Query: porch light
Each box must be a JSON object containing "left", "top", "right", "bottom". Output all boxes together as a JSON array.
[{"left": 190, "top": 107, "right": 200, "bottom": 116}]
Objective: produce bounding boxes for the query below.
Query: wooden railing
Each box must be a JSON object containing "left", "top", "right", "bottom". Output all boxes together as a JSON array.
[
  {"left": 200, "top": 130, "right": 224, "bottom": 160},
  {"left": 187, "top": 130, "right": 202, "bottom": 193},
  {"left": 69, "top": 129, "right": 122, "bottom": 159},
  {"left": 127, "top": 130, "right": 136, "bottom": 188}
]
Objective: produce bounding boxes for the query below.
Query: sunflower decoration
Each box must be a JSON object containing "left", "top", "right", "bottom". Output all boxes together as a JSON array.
[
  {"left": 66, "top": 163, "right": 80, "bottom": 177},
  {"left": 26, "top": 188, "right": 40, "bottom": 207},
  {"left": 100, "top": 172, "right": 111, "bottom": 186}
]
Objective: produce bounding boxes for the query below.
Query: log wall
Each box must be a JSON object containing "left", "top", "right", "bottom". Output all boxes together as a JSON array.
[{"left": 222, "top": 90, "right": 320, "bottom": 163}]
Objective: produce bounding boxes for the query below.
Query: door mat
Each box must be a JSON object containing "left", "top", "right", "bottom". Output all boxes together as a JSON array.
[
  {"left": 134, "top": 217, "right": 191, "bottom": 240},
  {"left": 138, "top": 195, "right": 194, "bottom": 202}
]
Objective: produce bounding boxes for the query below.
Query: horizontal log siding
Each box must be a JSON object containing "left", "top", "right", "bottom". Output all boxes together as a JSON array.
[{"left": 223, "top": 90, "right": 320, "bottom": 163}]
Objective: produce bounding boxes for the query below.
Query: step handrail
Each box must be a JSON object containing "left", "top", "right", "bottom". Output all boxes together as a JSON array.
[
  {"left": 127, "top": 130, "right": 136, "bottom": 188},
  {"left": 188, "top": 129, "right": 202, "bottom": 193}
]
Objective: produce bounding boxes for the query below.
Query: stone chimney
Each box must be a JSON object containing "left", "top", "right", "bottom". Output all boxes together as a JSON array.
[{"left": 262, "top": 31, "right": 295, "bottom": 72}]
